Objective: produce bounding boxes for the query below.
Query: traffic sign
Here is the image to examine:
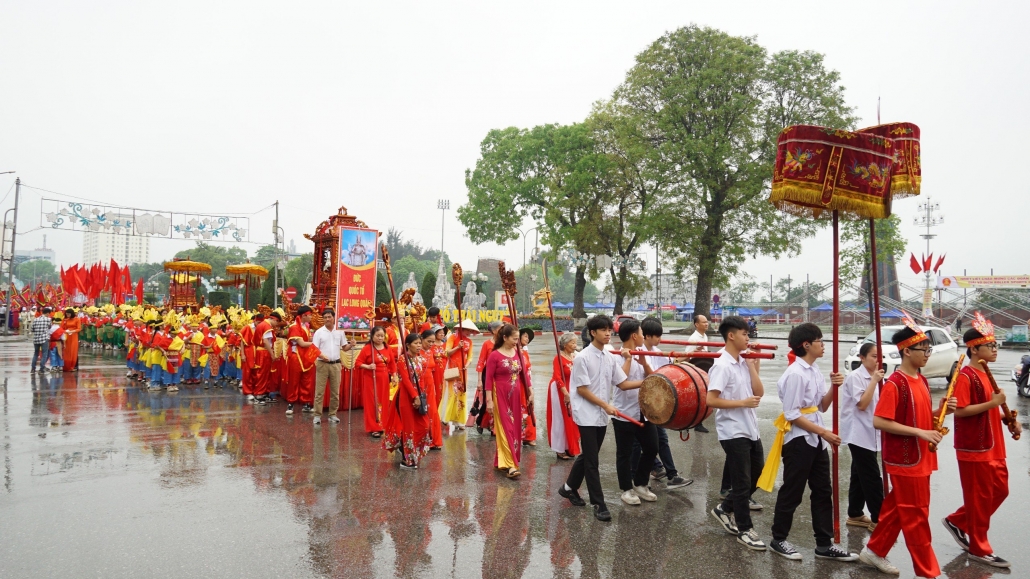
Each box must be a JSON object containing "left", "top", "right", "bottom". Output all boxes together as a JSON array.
[
  {"left": 285, "top": 286, "right": 297, "bottom": 300},
  {"left": 712, "top": 294, "right": 720, "bottom": 304}
]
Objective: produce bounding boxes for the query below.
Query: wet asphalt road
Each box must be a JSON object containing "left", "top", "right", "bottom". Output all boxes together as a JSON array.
[{"left": 0, "top": 335, "right": 1027, "bottom": 579}]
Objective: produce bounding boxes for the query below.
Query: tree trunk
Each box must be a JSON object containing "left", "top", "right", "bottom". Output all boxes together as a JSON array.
[
  {"left": 572, "top": 266, "right": 587, "bottom": 319},
  {"left": 693, "top": 217, "right": 724, "bottom": 320},
  {"left": 612, "top": 265, "right": 628, "bottom": 316}
]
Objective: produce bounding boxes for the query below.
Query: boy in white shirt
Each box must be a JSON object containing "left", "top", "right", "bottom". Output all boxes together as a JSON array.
[
  {"left": 612, "top": 319, "right": 660, "bottom": 507},
  {"left": 706, "top": 316, "right": 766, "bottom": 551},
  {"left": 764, "top": 322, "right": 856, "bottom": 562},
  {"left": 559, "top": 315, "right": 643, "bottom": 522},
  {"left": 841, "top": 342, "right": 884, "bottom": 531}
]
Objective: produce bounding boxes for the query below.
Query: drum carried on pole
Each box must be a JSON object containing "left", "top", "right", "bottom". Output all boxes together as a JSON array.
[{"left": 639, "top": 363, "right": 712, "bottom": 431}]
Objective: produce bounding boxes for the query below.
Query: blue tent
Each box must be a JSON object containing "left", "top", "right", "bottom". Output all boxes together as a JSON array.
[
  {"left": 634, "top": 304, "right": 649, "bottom": 311},
  {"left": 810, "top": 303, "right": 834, "bottom": 312},
  {"left": 551, "top": 302, "right": 567, "bottom": 308},
  {"left": 602, "top": 303, "right": 616, "bottom": 309},
  {"left": 881, "top": 309, "right": 905, "bottom": 318}
]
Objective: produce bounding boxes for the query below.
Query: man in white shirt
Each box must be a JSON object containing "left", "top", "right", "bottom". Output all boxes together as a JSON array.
[
  {"left": 706, "top": 316, "right": 766, "bottom": 551},
  {"left": 311, "top": 308, "right": 355, "bottom": 425},
  {"left": 840, "top": 342, "right": 884, "bottom": 531},
  {"left": 767, "top": 322, "right": 856, "bottom": 562},
  {"left": 611, "top": 319, "right": 660, "bottom": 507},
  {"left": 559, "top": 315, "right": 643, "bottom": 522},
  {"left": 685, "top": 314, "right": 712, "bottom": 433}
]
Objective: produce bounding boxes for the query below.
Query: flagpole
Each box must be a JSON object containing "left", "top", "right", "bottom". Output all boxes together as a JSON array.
[{"left": 2, "top": 178, "right": 19, "bottom": 336}]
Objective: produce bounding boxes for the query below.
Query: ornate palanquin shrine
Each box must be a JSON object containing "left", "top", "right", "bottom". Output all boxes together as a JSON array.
[
  {"left": 163, "top": 258, "right": 212, "bottom": 310},
  {"left": 303, "top": 207, "right": 371, "bottom": 311}
]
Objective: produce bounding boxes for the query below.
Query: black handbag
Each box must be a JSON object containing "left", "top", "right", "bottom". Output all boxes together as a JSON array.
[{"left": 407, "top": 357, "right": 429, "bottom": 416}]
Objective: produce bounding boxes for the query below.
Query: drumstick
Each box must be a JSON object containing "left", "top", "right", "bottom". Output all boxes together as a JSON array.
[
  {"left": 616, "top": 411, "right": 644, "bottom": 428},
  {"left": 610, "top": 349, "right": 775, "bottom": 360},
  {"left": 659, "top": 339, "right": 777, "bottom": 350},
  {"left": 978, "top": 359, "right": 1021, "bottom": 440}
]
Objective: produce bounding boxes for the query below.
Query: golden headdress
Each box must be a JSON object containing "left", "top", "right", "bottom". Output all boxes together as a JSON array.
[{"left": 966, "top": 312, "right": 996, "bottom": 347}]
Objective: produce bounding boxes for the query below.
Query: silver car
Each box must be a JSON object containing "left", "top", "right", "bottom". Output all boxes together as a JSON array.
[{"left": 844, "top": 325, "right": 960, "bottom": 381}]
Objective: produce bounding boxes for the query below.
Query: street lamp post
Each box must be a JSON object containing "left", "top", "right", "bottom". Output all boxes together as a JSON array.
[
  {"left": 516, "top": 226, "right": 538, "bottom": 315},
  {"left": 437, "top": 200, "right": 449, "bottom": 257}
]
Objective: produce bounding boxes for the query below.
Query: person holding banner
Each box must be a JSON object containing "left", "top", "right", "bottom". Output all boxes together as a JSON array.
[
  {"left": 383, "top": 333, "right": 432, "bottom": 470},
  {"left": 485, "top": 324, "right": 531, "bottom": 478},
  {"left": 357, "top": 326, "right": 397, "bottom": 437},
  {"left": 518, "top": 328, "right": 537, "bottom": 446},
  {"left": 761, "top": 322, "right": 856, "bottom": 562},
  {"left": 547, "top": 332, "right": 580, "bottom": 460},
  {"left": 440, "top": 320, "right": 478, "bottom": 430}
]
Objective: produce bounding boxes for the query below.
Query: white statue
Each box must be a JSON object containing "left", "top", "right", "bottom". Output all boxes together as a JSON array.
[
  {"left": 322, "top": 248, "right": 332, "bottom": 271},
  {"left": 431, "top": 256, "right": 455, "bottom": 309},
  {"left": 464, "top": 281, "right": 487, "bottom": 310},
  {"left": 347, "top": 237, "right": 368, "bottom": 267}
]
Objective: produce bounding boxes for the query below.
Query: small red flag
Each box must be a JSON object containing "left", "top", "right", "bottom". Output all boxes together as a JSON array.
[
  {"left": 933, "top": 253, "right": 946, "bottom": 274},
  {"left": 922, "top": 253, "right": 933, "bottom": 273},
  {"left": 135, "top": 278, "right": 144, "bottom": 304},
  {"left": 909, "top": 253, "right": 921, "bottom": 274}
]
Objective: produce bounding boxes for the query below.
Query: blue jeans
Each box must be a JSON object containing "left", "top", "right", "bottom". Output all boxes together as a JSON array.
[
  {"left": 49, "top": 348, "right": 63, "bottom": 369},
  {"left": 31, "top": 343, "right": 48, "bottom": 371}
]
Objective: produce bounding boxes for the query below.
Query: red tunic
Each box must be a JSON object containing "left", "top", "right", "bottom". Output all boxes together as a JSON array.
[
  {"left": 382, "top": 353, "right": 432, "bottom": 465},
  {"left": 356, "top": 343, "right": 397, "bottom": 433},
  {"left": 953, "top": 366, "right": 1006, "bottom": 461},
  {"left": 875, "top": 371, "right": 937, "bottom": 477}
]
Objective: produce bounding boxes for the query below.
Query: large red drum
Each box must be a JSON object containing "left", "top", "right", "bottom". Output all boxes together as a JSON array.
[{"left": 639, "top": 363, "right": 712, "bottom": 431}]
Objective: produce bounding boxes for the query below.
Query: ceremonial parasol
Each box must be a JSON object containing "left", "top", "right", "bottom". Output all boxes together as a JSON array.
[
  {"left": 225, "top": 263, "right": 269, "bottom": 307},
  {"left": 769, "top": 121, "right": 921, "bottom": 542},
  {"left": 163, "top": 259, "right": 213, "bottom": 310}
]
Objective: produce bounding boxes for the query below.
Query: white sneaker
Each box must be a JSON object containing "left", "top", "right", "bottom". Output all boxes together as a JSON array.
[
  {"left": 737, "top": 529, "right": 767, "bottom": 551},
  {"left": 246, "top": 394, "right": 255, "bottom": 401},
  {"left": 859, "top": 547, "right": 900, "bottom": 574},
  {"left": 633, "top": 485, "right": 658, "bottom": 502},
  {"left": 621, "top": 490, "right": 641, "bottom": 505}
]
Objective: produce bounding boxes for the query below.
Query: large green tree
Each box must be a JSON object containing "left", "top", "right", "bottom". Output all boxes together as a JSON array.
[
  {"left": 284, "top": 253, "right": 313, "bottom": 301},
  {"left": 460, "top": 123, "right": 610, "bottom": 318},
  {"left": 16, "top": 259, "right": 58, "bottom": 285},
  {"left": 609, "top": 26, "right": 856, "bottom": 319}
]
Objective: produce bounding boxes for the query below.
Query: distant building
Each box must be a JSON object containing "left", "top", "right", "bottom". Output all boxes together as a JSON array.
[
  {"left": 82, "top": 216, "right": 150, "bottom": 265},
  {"left": 14, "top": 247, "right": 56, "bottom": 265}
]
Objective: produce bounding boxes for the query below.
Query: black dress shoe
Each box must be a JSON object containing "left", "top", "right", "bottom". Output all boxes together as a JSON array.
[
  {"left": 593, "top": 504, "right": 612, "bottom": 522},
  {"left": 693, "top": 423, "right": 710, "bottom": 433},
  {"left": 558, "top": 486, "right": 586, "bottom": 506}
]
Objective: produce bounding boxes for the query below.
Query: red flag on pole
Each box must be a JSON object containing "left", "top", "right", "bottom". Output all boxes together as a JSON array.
[
  {"left": 135, "top": 278, "right": 144, "bottom": 304},
  {"left": 909, "top": 253, "right": 921, "bottom": 274},
  {"left": 933, "top": 253, "right": 946, "bottom": 274},
  {"left": 922, "top": 253, "right": 933, "bottom": 273},
  {"left": 108, "top": 259, "right": 119, "bottom": 293}
]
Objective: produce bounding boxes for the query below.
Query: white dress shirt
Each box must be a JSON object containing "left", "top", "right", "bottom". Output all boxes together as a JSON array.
[
  {"left": 646, "top": 344, "right": 672, "bottom": 369},
  {"left": 685, "top": 330, "right": 709, "bottom": 353},
  {"left": 613, "top": 357, "right": 645, "bottom": 423},
  {"left": 569, "top": 343, "right": 628, "bottom": 427},
  {"left": 312, "top": 326, "right": 347, "bottom": 362},
  {"left": 777, "top": 358, "right": 828, "bottom": 448},
  {"left": 707, "top": 349, "right": 760, "bottom": 441},
  {"left": 840, "top": 365, "right": 881, "bottom": 451}
]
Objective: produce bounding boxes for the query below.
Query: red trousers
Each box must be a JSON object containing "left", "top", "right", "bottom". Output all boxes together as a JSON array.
[
  {"left": 252, "top": 350, "right": 272, "bottom": 397},
  {"left": 867, "top": 474, "right": 939, "bottom": 578},
  {"left": 241, "top": 354, "right": 254, "bottom": 395},
  {"left": 285, "top": 357, "right": 315, "bottom": 405},
  {"left": 947, "top": 459, "right": 1008, "bottom": 557},
  {"left": 362, "top": 369, "right": 387, "bottom": 433}
]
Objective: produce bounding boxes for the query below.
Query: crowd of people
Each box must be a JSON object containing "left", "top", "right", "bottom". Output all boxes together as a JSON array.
[{"left": 20, "top": 299, "right": 1017, "bottom": 578}]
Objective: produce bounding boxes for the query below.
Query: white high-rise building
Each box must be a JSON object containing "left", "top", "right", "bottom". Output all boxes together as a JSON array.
[{"left": 82, "top": 214, "right": 150, "bottom": 265}]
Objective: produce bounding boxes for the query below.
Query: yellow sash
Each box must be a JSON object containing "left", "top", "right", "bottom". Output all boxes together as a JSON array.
[{"left": 757, "top": 406, "right": 818, "bottom": 492}]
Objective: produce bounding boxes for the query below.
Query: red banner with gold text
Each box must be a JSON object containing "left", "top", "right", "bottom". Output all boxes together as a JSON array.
[{"left": 335, "top": 226, "right": 379, "bottom": 324}]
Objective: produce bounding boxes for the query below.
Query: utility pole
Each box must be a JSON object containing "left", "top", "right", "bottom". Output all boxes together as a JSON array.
[
  {"left": 2, "top": 178, "right": 20, "bottom": 335},
  {"left": 272, "top": 201, "right": 279, "bottom": 308},
  {"left": 913, "top": 197, "right": 943, "bottom": 292},
  {"left": 437, "top": 199, "right": 449, "bottom": 257},
  {"left": 655, "top": 244, "right": 661, "bottom": 317}
]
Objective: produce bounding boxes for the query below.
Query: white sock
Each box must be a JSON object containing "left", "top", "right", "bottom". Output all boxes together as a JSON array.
[{"left": 563, "top": 484, "right": 572, "bottom": 492}]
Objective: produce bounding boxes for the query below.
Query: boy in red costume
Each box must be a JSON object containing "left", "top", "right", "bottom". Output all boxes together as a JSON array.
[
  {"left": 941, "top": 313, "right": 1020, "bottom": 568},
  {"left": 859, "top": 316, "right": 956, "bottom": 578}
]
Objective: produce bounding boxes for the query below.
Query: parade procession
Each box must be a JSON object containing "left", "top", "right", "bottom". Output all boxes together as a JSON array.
[{"left": 2, "top": 6, "right": 1030, "bottom": 579}]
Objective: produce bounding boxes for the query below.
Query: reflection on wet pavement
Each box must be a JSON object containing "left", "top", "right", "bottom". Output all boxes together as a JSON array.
[{"left": 1, "top": 337, "right": 1027, "bottom": 578}]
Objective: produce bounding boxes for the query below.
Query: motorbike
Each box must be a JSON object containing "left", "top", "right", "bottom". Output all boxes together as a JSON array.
[{"left": 1015, "top": 354, "right": 1030, "bottom": 398}]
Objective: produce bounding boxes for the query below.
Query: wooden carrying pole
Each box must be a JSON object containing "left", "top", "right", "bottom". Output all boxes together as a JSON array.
[
  {"left": 868, "top": 219, "right": 890, "bottom": 495},
  {"left": 451, "top": 264, "right": 468, "bottom": 393},
  {"left": 832, "top": 210, "right": 840, "bottom": 542},
  {"left": 498, "top": 261, "right": 534, "bottom": 424}
]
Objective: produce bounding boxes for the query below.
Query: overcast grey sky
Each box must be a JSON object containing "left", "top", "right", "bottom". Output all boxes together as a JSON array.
[{"left": 2, "top": 1, "right": 1026, "bottom": 301}]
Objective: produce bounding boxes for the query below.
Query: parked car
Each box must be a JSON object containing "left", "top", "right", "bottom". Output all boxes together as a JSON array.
[
  {"left": 844, "top": 325, "right": 960, "bottom": 381},
  {"left": 613, "top": 312, "right": 648, "bottom": 333}
]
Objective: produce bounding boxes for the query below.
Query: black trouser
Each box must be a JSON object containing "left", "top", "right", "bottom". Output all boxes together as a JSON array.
[
  {"left": 847, "top": 443, "right": 884, "bottom": 523},
  {"left": 630, "top": 425, "right": 676, "bottom": 478},
  {"left": 771, "top": 437, "right": 834, "bottom": 546},
  {"left": 719, "top": 437, "right": 764, "bottom": 532},
  {"left": 566, "top": 425, "right": 608, "bottom": 507},
  {"left": 614, "top": 419, "right": 659, "bottom": 491},
  {"left": 31, "top": 343, "right": 48, "bottom": 371},
  {"left": 721, "top": 460, "right": 731, "bottom": 493}
]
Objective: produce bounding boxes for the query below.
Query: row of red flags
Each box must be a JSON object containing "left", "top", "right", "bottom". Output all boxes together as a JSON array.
[
  {"left": 909, "top": 252, "right": 945, "bottom": 275},
  {"left": 58, "top": 259, "right": 144, "bottom": 305}
]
